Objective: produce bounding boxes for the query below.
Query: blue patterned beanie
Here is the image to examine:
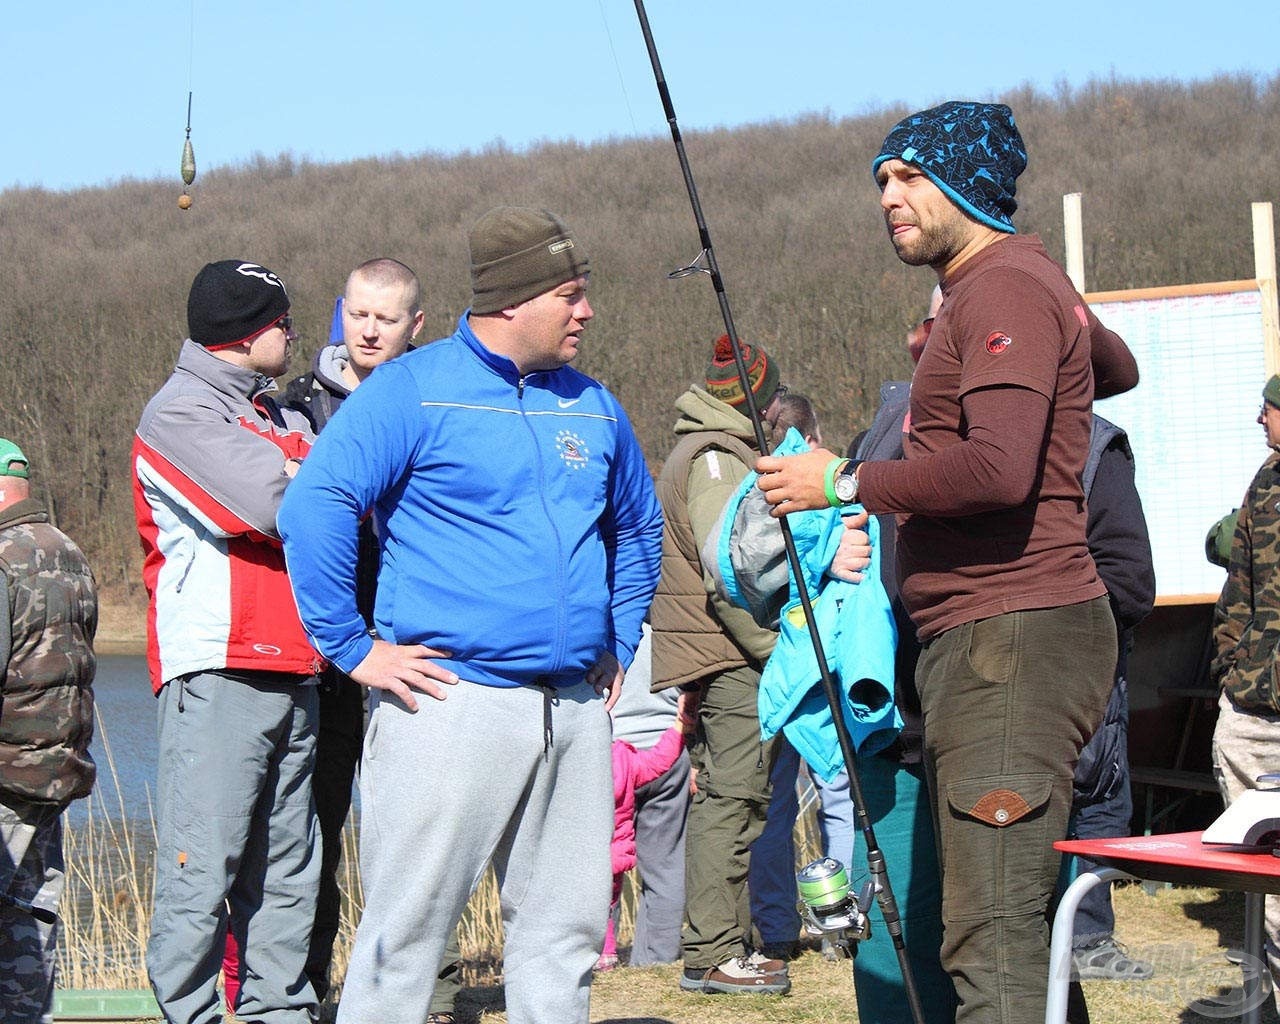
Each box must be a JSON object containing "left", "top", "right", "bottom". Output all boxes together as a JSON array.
[{"left": 872, "top": 101, "right": 1027, "bottom": 234}]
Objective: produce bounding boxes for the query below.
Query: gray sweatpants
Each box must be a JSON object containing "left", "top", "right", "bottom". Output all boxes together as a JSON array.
[
  {"left": 337, "top": 679, "right": 613, "bottom": 1024},
  {"left": 147, "top": 671, "right": 319, "bottom": 1024}
]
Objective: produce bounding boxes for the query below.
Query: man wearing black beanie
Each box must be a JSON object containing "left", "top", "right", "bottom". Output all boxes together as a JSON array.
[
  {"left": 756, "top": 102, "right": 1141, "bottom": 1024},
  {"left": 133, "top": 260, "right": 320, "bottom": 1024}
]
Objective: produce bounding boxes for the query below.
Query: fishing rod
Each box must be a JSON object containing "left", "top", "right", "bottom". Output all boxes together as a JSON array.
[{"left": 630, "top": 3, "right": 923, "bottom": 1018}]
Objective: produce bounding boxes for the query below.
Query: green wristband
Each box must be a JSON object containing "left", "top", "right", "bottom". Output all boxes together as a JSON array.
[{"left": 822, "top": 458, "right": 848, "bottom": 508}]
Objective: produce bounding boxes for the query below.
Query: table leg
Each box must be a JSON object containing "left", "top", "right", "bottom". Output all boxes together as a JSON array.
[
  {"left": 1046, "top": 867, "right": 1129, "bottom": 1024},
  {"left": 1243, "top": 891, "right": 1266, "bottom": 1024}
]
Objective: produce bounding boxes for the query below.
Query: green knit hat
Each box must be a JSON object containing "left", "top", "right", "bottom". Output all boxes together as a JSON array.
[
  {"left": 469, "top": 207, "right": 590, "bottom": 314},
  {"left": 1264, "top": 375, "right": 1280, "bottom": 408},
  {"left": 704, "top": 334, "right": 780, "bottom": 409},
  {"left": 0, "top": 438, "right": 30, "bottom": 478}
]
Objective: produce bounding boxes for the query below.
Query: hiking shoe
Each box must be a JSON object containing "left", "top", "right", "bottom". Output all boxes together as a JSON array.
[
  {"left": 680, "top": 956, "right": 792, "bottom": 994},
  {"left": 746, "top": 949, "right": 791, "bottom": 975},
  {"left": 424, "top": 1015, "right": 455, "bottom": 1024},
  {"left": 1072, "top": 939, "right": 1154, "bottom": 981}
]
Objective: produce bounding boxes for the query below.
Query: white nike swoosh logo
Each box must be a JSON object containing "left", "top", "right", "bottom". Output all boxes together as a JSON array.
[{"left": 558, "top": 397, "right": 582, "bottom": 408}]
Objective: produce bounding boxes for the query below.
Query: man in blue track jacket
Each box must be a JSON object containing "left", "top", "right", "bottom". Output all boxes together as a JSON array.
[{"left": 278, "top": 207, "right": 663, "bottom": 1024}]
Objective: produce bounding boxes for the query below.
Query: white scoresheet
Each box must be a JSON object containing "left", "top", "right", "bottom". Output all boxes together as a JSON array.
[{"left": 1093, "top": 286, "right": 1268, "bottom": 600}]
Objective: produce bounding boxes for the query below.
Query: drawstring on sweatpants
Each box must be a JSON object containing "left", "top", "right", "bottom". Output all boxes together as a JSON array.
[{"left": 540, "top": 686, "right": 560, "bottom": 759}]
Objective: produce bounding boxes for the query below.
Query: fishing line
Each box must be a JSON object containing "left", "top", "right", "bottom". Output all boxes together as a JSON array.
[
  {"left": 596, "top": 0, "right": 639, "bottom": 138},
  {"left": 178, "top": 0, "right": 196, "bottom": 210},
  {"left": 629, "top": 3, "right": 923, "bottom": 1017}
]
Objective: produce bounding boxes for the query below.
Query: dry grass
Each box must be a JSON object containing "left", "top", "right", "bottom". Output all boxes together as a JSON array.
[
  {"left": 57, "top": 728, "right": 1280, "bottom": 1023},
  {"left": 57, "top": 715, "right": 154, "bottom": 991},
  {"left": 445, "top": 884, "right": 1280, "bottom": 1024},
  {"left": 6, "top": 74, "right": 1280, "bottom": 596}
]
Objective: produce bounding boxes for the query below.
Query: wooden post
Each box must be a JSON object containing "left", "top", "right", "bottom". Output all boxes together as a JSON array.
[
  {"left": 1063, "top": 193, "right": 1085, "bottom": 294},
  {"left": 1253, "top": 201, "right": 1279, "bottom": 375}
]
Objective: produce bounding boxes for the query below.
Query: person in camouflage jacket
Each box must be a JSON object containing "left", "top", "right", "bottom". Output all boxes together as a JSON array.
[
  {"left": 0, "top": 438, "right": 97, "bottom": 1024},
  {"left": 1211, "top": 373, "right": 1280, "bottom": 1010}
]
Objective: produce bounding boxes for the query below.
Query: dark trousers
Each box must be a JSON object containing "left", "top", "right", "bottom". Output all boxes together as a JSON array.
[
  {"left": 918, "top": 597, "right": 1115, "bottom": 1024},
  {"left": 1065, "top": 676, "right": 1133, "bottom": 946},
  {"left": 308, "top": 672, "right": 461, "bottom": 1013},
  {"left": 307, "top": 673, "right": 365, "bottom": 1000}
]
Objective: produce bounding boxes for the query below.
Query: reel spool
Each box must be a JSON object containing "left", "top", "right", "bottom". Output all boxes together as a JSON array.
[{"left": 796, "top": 856, "right": 874, "bottom": 943}]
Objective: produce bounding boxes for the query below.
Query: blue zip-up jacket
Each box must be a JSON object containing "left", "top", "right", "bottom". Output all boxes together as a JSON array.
[{"left": 278, "top": 313, "right": 663, "bottom": 687}]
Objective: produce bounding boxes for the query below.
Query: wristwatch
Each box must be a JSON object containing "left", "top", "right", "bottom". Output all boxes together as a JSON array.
[{"left": 833, "top": 460, "right": 861, "bottom": 504}]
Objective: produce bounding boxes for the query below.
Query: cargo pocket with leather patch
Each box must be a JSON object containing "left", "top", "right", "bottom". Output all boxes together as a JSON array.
[{"left": 942, "top": 773, "right": 1055, "bottom": 922}]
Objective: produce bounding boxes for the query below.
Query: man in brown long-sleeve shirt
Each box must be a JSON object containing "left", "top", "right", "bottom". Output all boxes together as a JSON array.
[{"left": 756, "top": 101, "right": 1139, "bottom": 1024}]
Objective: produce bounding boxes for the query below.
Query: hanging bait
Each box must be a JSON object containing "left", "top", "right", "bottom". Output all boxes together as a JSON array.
[{"left": 179, "top": 92, "right": 195, "bottom": 210}]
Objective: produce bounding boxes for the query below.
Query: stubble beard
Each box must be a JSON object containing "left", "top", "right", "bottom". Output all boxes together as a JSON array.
[{"left": 891, "top": 217, "right": 967, "bottom": 269}]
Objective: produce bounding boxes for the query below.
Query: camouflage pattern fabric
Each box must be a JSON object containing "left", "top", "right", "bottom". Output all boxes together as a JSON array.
[
  {"left": 0, "top": 803, "right": 64, "bottom": 1024},
  {"left": 0, "top": 498, "right": 97, "bottom": 811},
  {"left": 1212, "top": 452, "right": 1280, "bottom": 712}
]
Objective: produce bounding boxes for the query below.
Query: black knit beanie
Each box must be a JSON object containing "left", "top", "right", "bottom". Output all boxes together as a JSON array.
[{"left": 187, "top": 260, "right": 290, "bottom": 348}]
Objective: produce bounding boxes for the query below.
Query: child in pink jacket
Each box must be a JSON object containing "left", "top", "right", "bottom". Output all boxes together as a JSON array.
[{"left": 598, "top": 704, "right": 695, "bottom": 970}]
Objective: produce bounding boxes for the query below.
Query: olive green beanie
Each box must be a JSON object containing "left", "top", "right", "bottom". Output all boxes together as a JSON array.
[{"left": 469, "top": 207, "right": 590, "bottom": 314}]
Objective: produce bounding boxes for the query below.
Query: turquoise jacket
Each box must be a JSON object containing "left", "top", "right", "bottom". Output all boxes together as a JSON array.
[{"left": 716, "top": 430, "right": 900, "bottom": 782}]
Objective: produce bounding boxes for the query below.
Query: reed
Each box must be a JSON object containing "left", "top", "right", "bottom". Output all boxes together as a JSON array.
[
  {"left": 57, "top": 715, "right": 826, "bottom": 1005},
  {"left": 57, "top": 711, "right": 155, "bottom": 990}
]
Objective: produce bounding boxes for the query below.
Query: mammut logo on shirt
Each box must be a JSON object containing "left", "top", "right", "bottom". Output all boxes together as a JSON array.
[
  {"left": 556, "top": 430, "right": 590, "bottom": 471},
  {"left": 985, "top": 332, "right": 1012, "bottom": 355}
]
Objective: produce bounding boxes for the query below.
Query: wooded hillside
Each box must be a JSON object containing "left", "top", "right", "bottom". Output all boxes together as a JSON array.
[{"left": 1, "top": 73, "right": 1277, "bottom": 603}]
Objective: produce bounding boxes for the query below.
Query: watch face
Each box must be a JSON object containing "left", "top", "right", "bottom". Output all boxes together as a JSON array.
[{"left": 835, "top": 475, "right": 857, "bottom": 502}]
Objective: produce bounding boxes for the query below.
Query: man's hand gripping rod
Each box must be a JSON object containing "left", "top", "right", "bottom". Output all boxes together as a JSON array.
[{"left": 630, "top": 3, "right": 923, "bottom": 1018}]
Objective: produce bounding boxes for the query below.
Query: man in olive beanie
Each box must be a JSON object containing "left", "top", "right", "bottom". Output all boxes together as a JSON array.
[
  {"left": 470, "top": 207, "right": 590, "bottom": 314},
  {"left": 278, "top": 207, "right": 662, "bottom": 1024}
]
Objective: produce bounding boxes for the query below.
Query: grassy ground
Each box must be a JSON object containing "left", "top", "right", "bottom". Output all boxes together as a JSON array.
[
  {"left": 58, "top": 730, "right": 1279, "bottom": 1023},
  {"left": 435, "top": 884, "right": 1278, "bottom": 1024}
]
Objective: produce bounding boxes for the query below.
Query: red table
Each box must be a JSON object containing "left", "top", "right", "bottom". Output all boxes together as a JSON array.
[{"left": 1050, "top": 832, "right": 1280, "bottom": 1024}]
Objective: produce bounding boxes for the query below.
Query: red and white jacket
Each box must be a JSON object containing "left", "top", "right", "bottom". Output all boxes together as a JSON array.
[{"left": 132, "top": 340, "right": 322, "bottom": 694}]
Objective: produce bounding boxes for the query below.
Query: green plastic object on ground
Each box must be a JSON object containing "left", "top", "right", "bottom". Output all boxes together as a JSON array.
[{"left": 53, "top": 989, "right": 161, "bottom": 1021}]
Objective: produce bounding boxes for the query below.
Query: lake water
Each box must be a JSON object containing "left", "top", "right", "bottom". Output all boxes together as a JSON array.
[
  {"left": 73, "top": 654, "right": 158, "bottom": 827},
  {"left": 74, "top": 656, "right": 362, "bottom": 827}
]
